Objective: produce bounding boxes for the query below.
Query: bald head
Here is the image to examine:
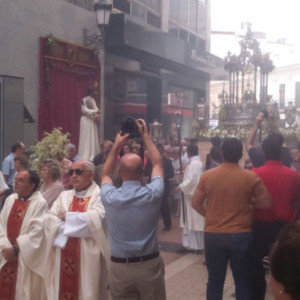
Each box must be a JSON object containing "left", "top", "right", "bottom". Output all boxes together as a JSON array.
[{"left": 119, "top": 153, "right": 143, "bottom": 181}]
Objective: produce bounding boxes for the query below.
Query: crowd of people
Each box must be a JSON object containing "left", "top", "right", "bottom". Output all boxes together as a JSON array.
[{"left": 0, "top": 114, "right": 299, "bottom": 300}]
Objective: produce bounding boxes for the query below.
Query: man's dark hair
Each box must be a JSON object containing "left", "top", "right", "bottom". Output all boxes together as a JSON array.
[
  {"left": 262, "top": 132, "right": 284, "bottom": 161},
  {"left": 156, "top": 143, "right": 165, "bottom": 154},
  {"left": 209, "top": 146, "right": 222, "bottom": 163},
  {"left": 187, "top": 143, "right": 198, "bottom": 157},
  {"left": 221, "top": 138, "right": 243, "bottom": 163},
  {"left": 11, "top": 142, "right": 23, "bottom": 153},
  {"left": 28, "top": 170, "right": 40, "bottom": 192},
  {"left": 271, "top": 221, "right": 300, "bottom": 300},
  {"left": 211, "top": 136, "right": 222, "bottom": 148}
]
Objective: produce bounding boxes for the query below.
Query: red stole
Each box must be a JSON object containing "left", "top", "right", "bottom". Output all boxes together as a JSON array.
[
  {"left": 59, "top": 196, "right": 91, "bottom": 300},
  {"left": 0, "top": 199, "right": 31, "bottom": 300}
]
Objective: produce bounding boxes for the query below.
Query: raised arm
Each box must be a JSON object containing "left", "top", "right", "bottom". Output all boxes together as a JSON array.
[
  {"left": 101, "top": 133, "right": 129, "bottom": 185},
  {"left": 245, "top": 112, "right": 264, "bottom": 151},
  {"left": 135, "top": 119, "right": 163, "bottom": 179}
]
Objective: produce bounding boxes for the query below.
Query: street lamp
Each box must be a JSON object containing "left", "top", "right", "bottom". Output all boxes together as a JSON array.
[{"left": 83, "top": 0, "right": 112, "bottom": 143}]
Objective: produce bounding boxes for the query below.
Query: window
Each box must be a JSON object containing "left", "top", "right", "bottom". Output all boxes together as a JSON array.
[
  {"left": 147, "top": 12, "right": 161, "bottom": 28},
  {"left": 132, "top": 2, "right": 147, "bottom": 21},
  {"left": 113, "top": 0, "right": 131, "bottom": 14},
  {"left": 64, "top": 0, "right": 93, "bottom": 11},
  {"left": 168, "top": 86, "right": 195, "bottom": 109},
  {"left": 189, "top": 0, "right": 197, "bottom": 32},
  {"left": 169, "top": 22, "right": 179, "bottom": 37},
  {"left": 169, "top": 0, "right": 207, "bottom": 43},
  {"left": 112, "top": 70, "right": 147, "bottom": 104}
]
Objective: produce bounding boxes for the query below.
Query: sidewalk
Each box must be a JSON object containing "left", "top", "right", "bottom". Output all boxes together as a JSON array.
[{"left": 158, "top": 216, "right": 274, "bottom": 300}]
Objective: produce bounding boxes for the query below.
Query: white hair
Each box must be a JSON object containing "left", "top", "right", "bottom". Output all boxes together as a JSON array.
[{"left": 84, "top": 160, "right": 95, "bottom": 172}]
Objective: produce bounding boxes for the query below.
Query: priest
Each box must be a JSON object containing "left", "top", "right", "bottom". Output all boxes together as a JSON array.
[
  {"left": 177, "top": 143, "right": 205, "bottom": 251},
  {"left": 20, "top": 160, "right": 109, "bottom": 300},
  {"left": 0, "top": 170, "right": 48, "bottom": 300}
]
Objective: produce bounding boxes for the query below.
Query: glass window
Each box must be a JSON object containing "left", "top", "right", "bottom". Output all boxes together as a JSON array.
[
  {"left": 147, "top": 12, "right": 161, "bottom": 28},
  {"left": 179, "top": 28, "right": 188, "bottom": 42},
  {"left": 127, "top": 75, "right": 147, "bottom": 104},
  {"left": 113, "top": 0, "right": 131, "bottom": 14},
  {"left": 65, "top": 0, "right": 93, "bottom": 11},
  {"left": 168, "top": 86, "right": 195, "bottom": 109},
  {"left": 148, "top": 0, "right": 160, "bottom": 12},
  {"left": 179, "top": 0, "right": 188, "bottom": 28},
  {"left": 169, "top": 0, "right": 179, "bottom": 23},
  {"left": 169, "top": 21, "right": 179, "bottom": 37},
  {"left": 197, "top": 0, "right": 206, "bottom": 36},
  {"left": 132, "top": 2, "right": 147, "bottom": 21},
  {"left": 189, "top": 0, "right": 198, "bottom": 33}
]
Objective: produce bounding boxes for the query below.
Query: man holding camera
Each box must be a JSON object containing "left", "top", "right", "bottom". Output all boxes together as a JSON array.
[{"left": 101, "top": 119, "right": 166, "bottom": 300}]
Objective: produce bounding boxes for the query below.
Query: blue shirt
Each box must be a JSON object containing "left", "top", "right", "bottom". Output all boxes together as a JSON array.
[
  {"left": 1, "top": 153, "right": 15, "bottom": 186},
  {"left": 101, "top": 176, "right": 164, "bottom": 258}
]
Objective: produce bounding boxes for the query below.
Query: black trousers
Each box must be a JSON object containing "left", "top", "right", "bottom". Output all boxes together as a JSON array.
[
  {"left": 160, "top": 187, "right": 171, "bottom": 229},
  {"left": 252, "top": 220, "right": 287, "bottom": 300}
]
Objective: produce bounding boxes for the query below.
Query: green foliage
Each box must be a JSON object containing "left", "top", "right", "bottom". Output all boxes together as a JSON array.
[{"left": 30, "top": 128, "right": 70, "bottom": 171}]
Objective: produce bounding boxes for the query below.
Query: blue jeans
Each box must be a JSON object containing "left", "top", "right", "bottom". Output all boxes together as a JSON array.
[{"left": 205, "top": 232, "right": 253, "bottom": 300}]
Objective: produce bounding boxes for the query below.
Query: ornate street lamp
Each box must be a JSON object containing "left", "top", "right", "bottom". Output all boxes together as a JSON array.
[
  {"left": 94, "top": 0, "right": 112, "bottom": 37},
  {"left": 150, "top": 119, "right": 163, "bottom": 142},
  {"left": 83, "top": 0, "right": 112, "bottom": 143}
]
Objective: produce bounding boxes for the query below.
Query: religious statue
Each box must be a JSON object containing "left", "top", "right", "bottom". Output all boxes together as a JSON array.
[{"left": 78, "top": 88, "right": 100, "bottom": 161}]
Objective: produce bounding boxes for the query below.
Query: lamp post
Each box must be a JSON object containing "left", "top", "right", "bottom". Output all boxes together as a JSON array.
[
  {"left": 175, "top": 111, "right": 185, "bottom": 224},
  {"left": 83, "top": 0, "right": 112, "bottom": 143}
]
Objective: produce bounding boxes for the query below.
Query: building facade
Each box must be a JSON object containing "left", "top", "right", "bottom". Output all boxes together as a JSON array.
[{"left": 0, "top": 0, "right": 224, "bottom": 158}]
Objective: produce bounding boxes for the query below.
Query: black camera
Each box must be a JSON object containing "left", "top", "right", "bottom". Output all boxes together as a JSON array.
[
  {"left": 120, "top": 117, "right": 141, "bottom": 139},
  {"left": 261, "top": 110, "right": 269, "bottom": 119}
]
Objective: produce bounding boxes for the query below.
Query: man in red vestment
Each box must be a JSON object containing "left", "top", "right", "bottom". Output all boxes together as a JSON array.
[{"left": 0, "top": 170, "right": 48, "bottom": 300}]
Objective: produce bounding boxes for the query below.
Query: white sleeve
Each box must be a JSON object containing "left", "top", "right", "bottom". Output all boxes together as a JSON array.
[
  {"left": 63, "top": 212, "right": 93, "bottom": 238},
  {"left": 53, "top": 222, "right": 68, "bottom": 249},
  {"left": 0, "top": 172, "right": 8, "bottom": 191}
]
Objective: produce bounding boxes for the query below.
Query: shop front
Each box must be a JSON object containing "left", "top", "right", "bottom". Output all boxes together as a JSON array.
[{"left": 104, "top": 13, "right": 225, "bottom": 141}]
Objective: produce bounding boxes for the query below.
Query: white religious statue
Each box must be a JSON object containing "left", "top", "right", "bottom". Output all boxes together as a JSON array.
[{"left": 78, "top": 89, "right": 100, "bottom": 161}]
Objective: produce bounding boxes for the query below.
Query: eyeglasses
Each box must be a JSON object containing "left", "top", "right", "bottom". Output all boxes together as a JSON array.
[
  {"left": 262, "top": 256, "right": 271, "bottom": 269},
  {"left": 68, "top": 169, "right": 87, "bottom": 176}
]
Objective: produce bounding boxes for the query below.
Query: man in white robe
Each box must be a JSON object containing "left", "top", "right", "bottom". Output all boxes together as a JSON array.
[
  {"left": 19, "top": 160, "right": 109, "bottom": 300},
  {"left": 177, "top": 143, "right": 205, "bottom": 251},
  {"left": 0, "top": 170, "right": 48, "bottom": 300}
]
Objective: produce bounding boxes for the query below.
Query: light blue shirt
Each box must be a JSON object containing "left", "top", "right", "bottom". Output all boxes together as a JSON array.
[
  {"left": 1, "top": 153, "right": 15, "bottom": 186},
  {"left": 101, "top": 176, "right": 164, "bottom": 258}
]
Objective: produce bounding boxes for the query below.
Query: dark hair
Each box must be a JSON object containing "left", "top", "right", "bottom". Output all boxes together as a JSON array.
[
  {"left": 270, "top": 221, "right": 300, "bottom": 300},
  {"left": 11, "top": 142, "right": 23, "bottom": 153},
  {"left": 187, "top": 143, "right": 198, "bottom": 157},
  {"left": 221, "top": 138, "right": 243, "bottom": 163},
  {"left": 28, "top": 170, "right": 40, "bottom": 192},
  {"left": 156, "top": 143, "right": 165, "bottom": 154},
  {"left": 120, "top": 143, "right": 133, "bottom": 157},
  {"left": 262, "top": 132, "right": 284, "bottom": 161},
  {"left": 209, "top": 146, "right": 222, "bottom": 163},
  {"left": 211, "top": 136, "right": 222, "bottom": 148},
  {"left": 86, "top": 88, "right": 94, "bottom": 96},
  {"left": 14, "top": 155, "right": 29, "bottom": 169}
]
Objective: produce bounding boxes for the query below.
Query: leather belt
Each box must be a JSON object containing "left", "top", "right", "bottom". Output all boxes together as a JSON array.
[{"left": 111, "top": 252, "right": 159, "bottom": 263}]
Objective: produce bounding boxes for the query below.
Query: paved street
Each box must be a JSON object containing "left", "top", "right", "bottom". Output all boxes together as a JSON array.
[{"left": 158, "top": 216, "right": 274, "bottom": 300}]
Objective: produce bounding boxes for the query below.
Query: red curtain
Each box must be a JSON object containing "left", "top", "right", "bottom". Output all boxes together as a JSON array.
[{"left": 39, "top": 37, "right": 100, "bottom": 146}]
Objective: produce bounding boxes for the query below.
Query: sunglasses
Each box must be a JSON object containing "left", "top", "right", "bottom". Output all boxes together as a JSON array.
[{"left": 68, "top": 168, "right": 87, "bottom": 176}]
